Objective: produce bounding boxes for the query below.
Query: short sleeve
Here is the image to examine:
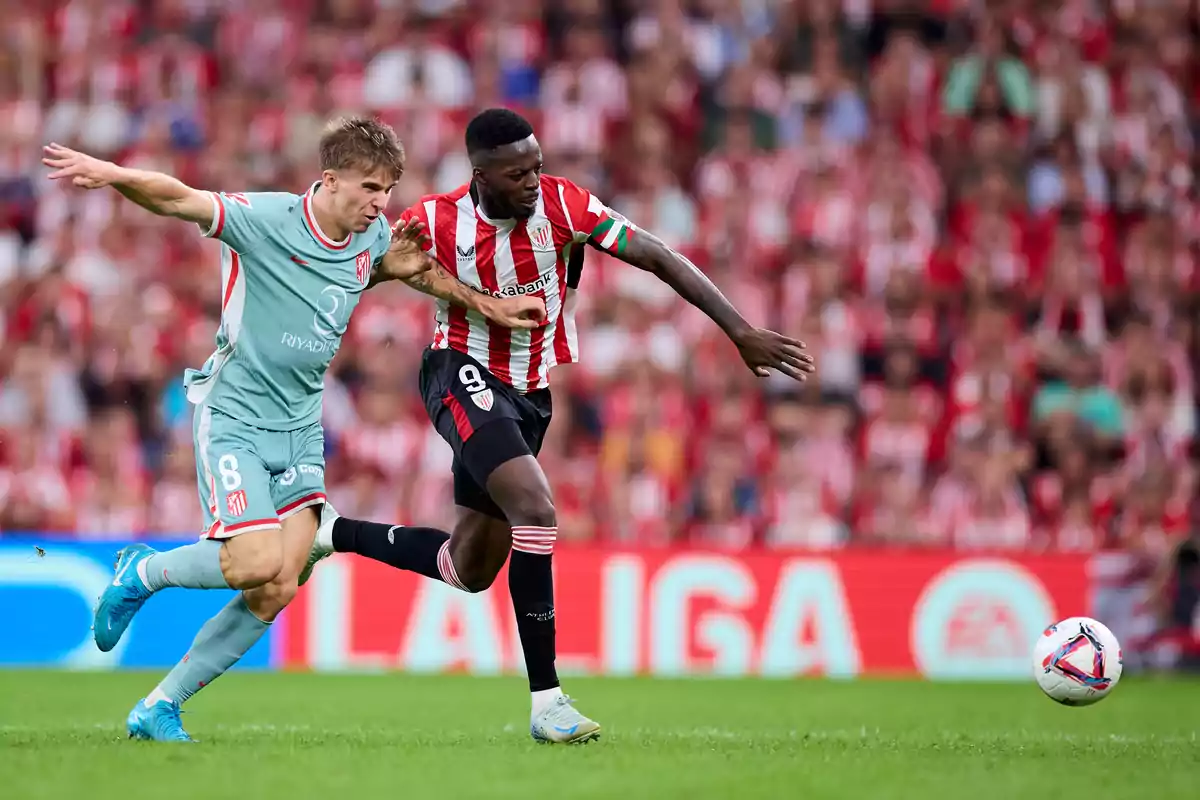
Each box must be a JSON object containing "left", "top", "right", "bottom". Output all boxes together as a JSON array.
[
  {"left": 202, "top": 192, "right": 272, "bottom": 253},
  {"left": 553, "top": 177, "right": 636, "bottom": 256}
]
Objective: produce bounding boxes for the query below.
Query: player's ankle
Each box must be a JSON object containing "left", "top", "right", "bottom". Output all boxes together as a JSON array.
[{"left": 531, "top": 686, "right": 564, "bottom": 715}]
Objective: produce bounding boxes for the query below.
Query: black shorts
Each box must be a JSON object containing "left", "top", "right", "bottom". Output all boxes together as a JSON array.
[{"left": 418, "top": 347, "right": 552, "bottom": 520}]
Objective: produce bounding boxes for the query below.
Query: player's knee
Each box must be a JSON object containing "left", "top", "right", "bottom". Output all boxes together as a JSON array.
[
  {"left": 449, "top": 538, "right": 502, "bottom": 594},
  {"left": 223, "top": 531, "right": 285, "bottom": 589},
  {"left": 503, "top": 489, "right": 556, "bottom": 530},
  {"left": 457, "top": 565, "right": 498, "bottom": 594}
]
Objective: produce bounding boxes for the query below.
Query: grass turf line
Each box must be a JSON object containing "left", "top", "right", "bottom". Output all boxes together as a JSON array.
[{"left": 0, "top": 671, "right": 1196, "bottom": 799}]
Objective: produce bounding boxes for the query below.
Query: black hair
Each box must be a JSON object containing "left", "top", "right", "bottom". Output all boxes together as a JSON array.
[{"left": 465, "top": 108, "right": 535, "bottom": 156}]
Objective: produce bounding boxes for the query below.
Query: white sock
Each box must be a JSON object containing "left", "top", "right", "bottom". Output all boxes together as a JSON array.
[
  {"left": 531, "top": 686, "right": 564, "bottom": 716},
  {"left": 145, "top": 686, "right": 173, "bottom": 706}
]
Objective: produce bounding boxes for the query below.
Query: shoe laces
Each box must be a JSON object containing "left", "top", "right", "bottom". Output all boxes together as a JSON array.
[
  {"left": 544, "top": 695, "right": 584, "bottom": 723},
  {"left": 155, "top": 704, "right": 188, "bottom": 738}
]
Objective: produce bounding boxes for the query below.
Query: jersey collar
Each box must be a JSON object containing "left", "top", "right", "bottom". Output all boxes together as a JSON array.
[{"left": 303, "top": 182, "right": 352, "bottom": 250}]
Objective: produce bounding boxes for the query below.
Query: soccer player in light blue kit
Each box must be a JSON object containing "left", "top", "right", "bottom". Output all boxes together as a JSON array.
[{"left": 42, "top": 118, "right": 543, "bottom": 742}]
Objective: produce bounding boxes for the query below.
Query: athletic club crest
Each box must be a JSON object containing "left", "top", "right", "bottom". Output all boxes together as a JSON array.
[
  {"left": 529, "top": 222, "right": 553, "bottom": 251},
  {"left": 226, "top": 489, "right": 247, "bottom": 517},
  {"left": 470, "top": 388, "right": 495, "bottom": 411},
  {"left": 355, "top": 250, "right": 371, "bottom": 284}
]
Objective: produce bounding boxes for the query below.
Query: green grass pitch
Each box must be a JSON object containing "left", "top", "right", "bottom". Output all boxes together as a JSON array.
[{"left": 1, "top": 671, "right": 1196, "bottom": 799}]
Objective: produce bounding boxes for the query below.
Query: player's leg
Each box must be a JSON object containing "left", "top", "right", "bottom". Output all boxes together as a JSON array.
[
  {"left": 135, "top": 422, "right": 328, "bottom": 735},
  {"left": 465, "top": 448, "right": 599, "bottom": 743},
  {"left": 244, "top": 424, "right": 327, "bottom": 618},
  {"left": 309, "top": 349, "right": 515, "bottom": 588},
  {"left": 320, "top": 463, "right": 511, "bottom": 592},
  {"left": 93, "top": 409, "right": 285, "bottom": 654},
  {"left": 137, "top": 507, "right": 319, "bottom": 733}
]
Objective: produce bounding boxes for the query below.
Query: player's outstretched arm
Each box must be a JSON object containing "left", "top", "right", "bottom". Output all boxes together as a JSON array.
[
  {"left": 377, "top": 218, "right": 546, "bottom": 330},
  {"left": 611, "top": 229, "right": 815, "bottom": 381},
  {"left": 43, "top": 143, "right": 214, "bottom": 228}
]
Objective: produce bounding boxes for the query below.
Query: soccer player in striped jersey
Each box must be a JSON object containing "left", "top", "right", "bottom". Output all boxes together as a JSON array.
[
  {"left": 44, "top": 117, "right": 542, "bottom": 742},
  {"left": 309, "top": 109, "right": 815, "bottom": 744}
]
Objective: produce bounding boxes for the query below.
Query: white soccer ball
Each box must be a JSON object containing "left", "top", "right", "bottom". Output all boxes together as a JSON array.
[{"left": 1032, "top": 616, "right": 1123, "bottom": 706}]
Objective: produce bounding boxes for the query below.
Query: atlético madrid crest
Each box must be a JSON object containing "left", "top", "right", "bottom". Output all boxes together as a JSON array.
[
  {"left": 355, "top": 250, "right": 371, "bottom": 284},
  {"left": 226, "top": 489, "right": 247, "bottom": 517},
  {"left": 470, "top": 388, "right": 494, "bottom": 411},
  {"left": 529, "top": 222, "right": 553, "bottom": 251}
]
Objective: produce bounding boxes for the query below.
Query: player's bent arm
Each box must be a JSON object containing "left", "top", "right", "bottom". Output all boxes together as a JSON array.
[
  {"left": 401, "top": 260, "right": 495, "bottom": 312},
  {"left": 609, "top": 229, "right": 753, "bottom": 341},
  {"left": 109, "top": 167, "right": 215, "bottom": 228}
]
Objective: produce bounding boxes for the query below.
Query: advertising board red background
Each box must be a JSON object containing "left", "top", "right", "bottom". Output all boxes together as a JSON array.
[{"left": 279, "top": 549, "right": 1089, "bottom": 679}]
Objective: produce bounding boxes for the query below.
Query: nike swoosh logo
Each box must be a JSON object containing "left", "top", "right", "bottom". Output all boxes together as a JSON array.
[
  {"left": 291, "top": 255, "right": 309, "bottom": 265},
  {"left": 112, "top": 555, "right": 134, "bottom": 587},
  {"left": 553, "top": 724, "right": 579, "bottom": 735}
]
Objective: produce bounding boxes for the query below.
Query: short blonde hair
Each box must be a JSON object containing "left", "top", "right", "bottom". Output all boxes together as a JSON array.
[{"left": 319, "top": 117, "right": 406, "bottom": 182}]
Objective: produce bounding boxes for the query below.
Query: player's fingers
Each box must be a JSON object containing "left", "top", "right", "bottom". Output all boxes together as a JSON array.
[
  {"left": 525, "top": 300, "right": 547, "bottom": 322},
  {"left": 508, "top": 316, "right": 540, "bottom": 330},
  {"left": 783, "top": 354, "right": 816, "bottom": 373},
  {"left": 778, "top": 335, "right": 807, "bottom": 350},
  {"left": 753, "top": 365, "right": 770, "bottom": 378},
  {"left": 392, "top": 219, "right": 425, "bottom": 240},
  {"left": 776, "top": 361, "right": 809, "bottom": 382},
  {"left": 781, "top": 344, "right": 813, "bottom": 363}
]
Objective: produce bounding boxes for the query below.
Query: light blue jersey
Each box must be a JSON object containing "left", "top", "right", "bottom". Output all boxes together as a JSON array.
[{"left": 185, "top": 184, "right": 392, "bottom": 430}]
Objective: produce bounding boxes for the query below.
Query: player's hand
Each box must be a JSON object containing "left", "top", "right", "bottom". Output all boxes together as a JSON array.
[
  {"left": 732, "top": 328, "right": 815, "bottom": 382},
  {"left": 482, "top": 295, "right": 547, "bottom": 330},
  {"left": 380, "top": 218, "right": 433, "bottom": 280},
  {"left": 42, "top": 143, "right": 121, "bottom": 189}
]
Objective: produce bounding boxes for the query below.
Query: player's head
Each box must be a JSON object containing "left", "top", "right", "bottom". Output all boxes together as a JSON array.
[
  {"left": 466, "top": 108, "right": 541, "bottom": 219},
  {"left": 318, "top": 117, "right": 405, "bottom": 233}
]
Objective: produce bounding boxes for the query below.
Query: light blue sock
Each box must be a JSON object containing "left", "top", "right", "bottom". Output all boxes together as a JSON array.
[
  {"left": 147, "top": 595, "right": 270, "bottom": 706},
  {"left": 138, "top": 540, "right": 230, "bottom": 591}
]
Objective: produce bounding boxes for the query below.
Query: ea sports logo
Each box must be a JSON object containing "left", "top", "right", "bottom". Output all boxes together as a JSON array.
[{"left": 911, "top": 560, "right": 1055, "bottom": 680}]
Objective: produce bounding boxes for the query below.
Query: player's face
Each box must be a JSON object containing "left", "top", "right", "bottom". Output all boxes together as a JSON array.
[
  {"left": 328, "top": 168, "right": 397, "bottom": 233},
  {"left": 476, "top": 136, "right": 542, "bottom": 219}
]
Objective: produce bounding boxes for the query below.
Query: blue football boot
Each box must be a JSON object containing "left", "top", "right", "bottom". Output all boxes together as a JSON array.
[
  {"left": 93, "top": 544, "right": 156, "bottom": 652},
  {"left": 127, "top": 698, "right": 194, "bottom": 742}
]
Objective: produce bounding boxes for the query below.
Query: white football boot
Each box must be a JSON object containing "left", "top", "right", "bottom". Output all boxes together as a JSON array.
[
  {"left": 530, "top": 695, "right": 601, "bottom": 744},
  {"left": 298, "top": 500, "right": 339, "bottom": 586}
]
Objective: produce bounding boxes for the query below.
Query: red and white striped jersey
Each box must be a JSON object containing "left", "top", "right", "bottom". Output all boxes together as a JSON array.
[{"left": 400, "top": 175, "right": 635, "bottom": 393}]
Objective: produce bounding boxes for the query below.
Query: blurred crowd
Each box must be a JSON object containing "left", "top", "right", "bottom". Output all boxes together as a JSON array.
[{"left": 0, "top": 1, "right": 1198, "bottom": 656}]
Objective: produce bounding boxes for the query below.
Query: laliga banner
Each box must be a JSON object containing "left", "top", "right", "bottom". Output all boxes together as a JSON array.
[
  {"left": 0, "top": 539, "right": 1087, "bottom": 678},
  {"left": 281, "top": 549, "right": 1089, "bottom": 679}
]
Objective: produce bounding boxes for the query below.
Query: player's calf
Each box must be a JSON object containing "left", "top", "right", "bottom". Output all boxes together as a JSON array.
[{"left": 242, "top": 574, "right": 298, "bottom": 622}]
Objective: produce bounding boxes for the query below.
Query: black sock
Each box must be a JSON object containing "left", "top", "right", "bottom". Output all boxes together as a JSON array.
[
  {"left": 332, "top": 518, "right": 449, "bottom": 584},
  {"left": 509, "top": 526, "right": 559, "bottom": 692}
]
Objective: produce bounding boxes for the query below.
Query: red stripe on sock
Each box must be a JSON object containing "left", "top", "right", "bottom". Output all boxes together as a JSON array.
[{"left": 512, "top": 526, "right": 557, "bottom": 555}]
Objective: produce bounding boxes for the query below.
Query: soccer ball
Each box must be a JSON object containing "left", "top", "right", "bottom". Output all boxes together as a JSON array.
[{"left": 1032, "top": 617, "right": 1123, "bottom": 706}]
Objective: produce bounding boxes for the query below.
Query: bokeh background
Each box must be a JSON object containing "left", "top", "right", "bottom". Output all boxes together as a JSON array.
[{"left": 0, "top": 0, "right": 1197, "bottom": 676}]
